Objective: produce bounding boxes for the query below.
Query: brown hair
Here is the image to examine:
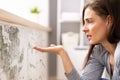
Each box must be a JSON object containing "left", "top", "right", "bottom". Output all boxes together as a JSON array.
[{"left": 82, "top": 0, "right": 120, "bottom": 68}]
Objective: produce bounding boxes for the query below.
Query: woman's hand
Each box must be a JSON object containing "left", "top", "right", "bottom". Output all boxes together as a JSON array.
[
  {"left": 33, "top": 44, "right": 74, "bottom": 73},
  {"left": 33, "top": 44, "right": 64, "bottom": 55}
]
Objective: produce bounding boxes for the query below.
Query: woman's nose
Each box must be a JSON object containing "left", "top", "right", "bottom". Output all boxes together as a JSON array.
[{"left": 82, "top": 25, "right": 88, "bottom": 33}]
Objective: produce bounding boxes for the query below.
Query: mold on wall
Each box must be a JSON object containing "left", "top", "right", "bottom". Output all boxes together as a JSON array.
[{"left": 0, "top": 24, "right": 48, "bottom": 80}]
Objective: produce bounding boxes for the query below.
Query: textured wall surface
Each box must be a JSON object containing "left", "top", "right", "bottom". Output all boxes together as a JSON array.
[{"left": 0, "top": 24, "right": 48, "bottom": 80}]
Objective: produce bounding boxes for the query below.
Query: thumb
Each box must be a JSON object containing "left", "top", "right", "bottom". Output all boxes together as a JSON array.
[{"left": 50, "top": 44, "right": 56, "bottom": 47}]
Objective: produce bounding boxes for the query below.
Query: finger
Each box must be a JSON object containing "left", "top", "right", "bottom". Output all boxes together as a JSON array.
[
  {"left": 33, "top": 46, "right": 45, "bottom": 52},
  {"left": 33, "top": 46, "right": 55, "bottom": 53},
  {"left": 50, "top": 44, "right": 56, "bottom": 47}
]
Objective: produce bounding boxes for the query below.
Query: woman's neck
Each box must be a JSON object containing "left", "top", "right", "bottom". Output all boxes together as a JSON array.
[{"left": 101, "top": 41, "right": 116, "bottom": 55}]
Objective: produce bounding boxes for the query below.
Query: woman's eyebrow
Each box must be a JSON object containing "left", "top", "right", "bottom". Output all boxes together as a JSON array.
[{"left": 84, "top": 18, "right": 93, "bottom": 21}]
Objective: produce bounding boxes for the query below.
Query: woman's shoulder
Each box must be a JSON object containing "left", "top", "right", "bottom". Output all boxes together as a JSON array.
[
  {"left": 93, "top": 44, "right": 108, "bottom": 54},
  {"left": 91, "top": 44, "right": 109, "bottom": 65},
  {"left": 94, "top": 41, "right": 120, "bottom": 53},
  {"left": 117, "top": 41, "right": 120, "bottom": 47},
  {"left": 114, "top": 41, "right": 120, "bottom": 59}
]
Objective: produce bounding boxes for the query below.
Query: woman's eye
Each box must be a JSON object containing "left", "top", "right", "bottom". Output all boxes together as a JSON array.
[
  {"left": 87, "top": 20, "right": 93, "bottom": 23},
  {"left": 83, "top": 19, "right": 93, "bottom": 25}
]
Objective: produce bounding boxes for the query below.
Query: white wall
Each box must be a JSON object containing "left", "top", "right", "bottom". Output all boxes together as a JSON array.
[{"left": 0, "top": 0, "right": 49, "bottom": 27}]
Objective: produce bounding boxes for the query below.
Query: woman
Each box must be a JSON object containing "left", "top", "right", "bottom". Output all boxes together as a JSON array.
[{"left": 34, "top": 0, "right": 120, "bottom": 80}]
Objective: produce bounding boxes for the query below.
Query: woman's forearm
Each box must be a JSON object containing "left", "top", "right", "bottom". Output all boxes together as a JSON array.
[{"left": 59, "top": 50, "right": 74, "bottom": 73}]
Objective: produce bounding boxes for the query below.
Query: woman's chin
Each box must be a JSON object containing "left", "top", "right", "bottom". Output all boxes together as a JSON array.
[{"left": 89, "top": 41, "right": 97, "bottom": 45}]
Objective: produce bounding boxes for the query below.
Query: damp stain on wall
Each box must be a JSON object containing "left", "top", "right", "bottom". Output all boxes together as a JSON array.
[{"left": 0, "top": 24, "right": 48, "bottom": 80}]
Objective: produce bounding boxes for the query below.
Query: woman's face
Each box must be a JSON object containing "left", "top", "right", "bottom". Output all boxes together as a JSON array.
[{"left": 82, "top": 7, "right": 110, "bottom": 45}]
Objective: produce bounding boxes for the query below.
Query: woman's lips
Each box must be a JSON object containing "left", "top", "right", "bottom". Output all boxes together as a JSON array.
[{"left": 87, "top": 35, "right": 92, "bottom": 40}]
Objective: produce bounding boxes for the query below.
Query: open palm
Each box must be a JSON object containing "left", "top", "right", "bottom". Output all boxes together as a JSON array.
[{"left": 33, "top": 44, "right": 64, "bottom": 55}]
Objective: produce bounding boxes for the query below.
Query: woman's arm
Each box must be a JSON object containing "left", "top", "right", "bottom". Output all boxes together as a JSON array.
[
  {"left": 59, "top": 49, "right": 74, "bottom": 73},
  {"left": 33, "top": 45, "right": 74, "bottom": 73},
  {"left": 34, "top": 44, "right": 105, "bottom": 80}
]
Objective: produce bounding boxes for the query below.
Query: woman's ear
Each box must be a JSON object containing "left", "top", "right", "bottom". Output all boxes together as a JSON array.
[{"left": 106, "top": 15, "right": 113, "bottom": 28}]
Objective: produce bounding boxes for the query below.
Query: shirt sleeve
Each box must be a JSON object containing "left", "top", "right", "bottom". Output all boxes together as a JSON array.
[{"left": 65, "top": 45, "right": 105, "bottom": 80}]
